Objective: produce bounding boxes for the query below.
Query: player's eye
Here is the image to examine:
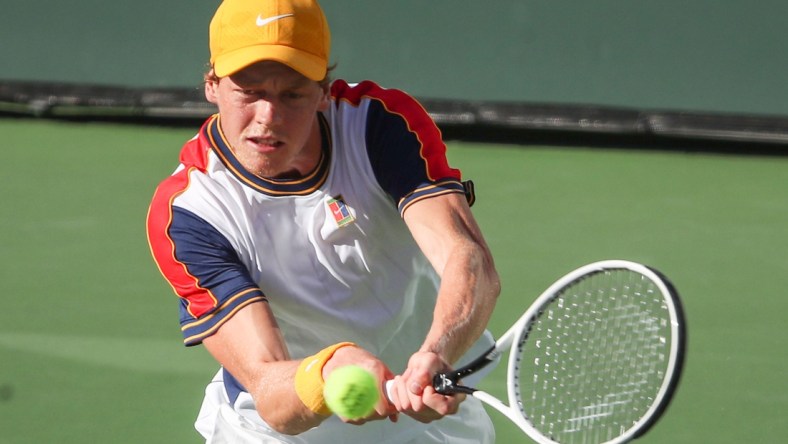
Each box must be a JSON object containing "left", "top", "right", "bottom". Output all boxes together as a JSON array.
[
  {"left": 283, "top": 91, "right": 304, "bottom": 100},
  {"left": 241, "top": 89, "right": 261, "bottom": 97}
]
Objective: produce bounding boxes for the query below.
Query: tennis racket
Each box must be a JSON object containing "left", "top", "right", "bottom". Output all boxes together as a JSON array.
[{"left": 388, "top": 259, "right": 686, "bottom": 444}]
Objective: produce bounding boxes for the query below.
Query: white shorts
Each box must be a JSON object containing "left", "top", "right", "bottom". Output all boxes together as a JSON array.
[{"left": 194, "top": 369, "right": 495, "bottom": 444}]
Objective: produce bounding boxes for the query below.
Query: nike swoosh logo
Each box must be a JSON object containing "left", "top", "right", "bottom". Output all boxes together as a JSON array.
[{"left": 256, "top": 13, "right": 294, "bottom": 27}]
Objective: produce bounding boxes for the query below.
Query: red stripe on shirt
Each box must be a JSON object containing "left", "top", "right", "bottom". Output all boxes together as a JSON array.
[
  {"left": 146, "top": 127, "right": 219, "bottom": 319},
  {"left": 331, "top": 80, "right": 460, "bottom": 182}
]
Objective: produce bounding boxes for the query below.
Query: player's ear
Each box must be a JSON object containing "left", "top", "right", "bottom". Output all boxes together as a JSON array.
[
  {"left": 204, "top": 67, "right": 220, "bottom": 104},
  {"left": 316, "top": 83, "right": 330, "bottom": 112},
  {"left": 205, "top": 79, "right": 219, "bottom": 104}
]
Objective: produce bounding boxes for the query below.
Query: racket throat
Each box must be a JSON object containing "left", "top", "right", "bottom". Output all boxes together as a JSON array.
[
  {"left": 433, "top": 373, "right": 476, "bottom": 395},
  {"left": 433, "top": 344, "right": 497, "bottom": 395}
]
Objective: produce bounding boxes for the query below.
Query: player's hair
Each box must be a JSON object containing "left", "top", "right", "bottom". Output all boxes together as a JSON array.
[{"left": 203, "top": 63, "right": 336, "bottom": 88}]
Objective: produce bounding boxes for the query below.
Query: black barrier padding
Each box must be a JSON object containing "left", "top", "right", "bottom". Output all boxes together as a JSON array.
[
  {"left": 2, "top": 80, "right": 787, "bottom": 153},
  {"left": 0, "top": 81, "right": 213, "bottom": 119}
]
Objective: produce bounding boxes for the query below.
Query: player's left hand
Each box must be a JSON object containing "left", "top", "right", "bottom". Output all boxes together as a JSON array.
[
  {"left": 388, "top": 351, "right": 466, "bottom": 423},
  {"left": 323, "top": 344, "right": 399, "bottom": 424}
]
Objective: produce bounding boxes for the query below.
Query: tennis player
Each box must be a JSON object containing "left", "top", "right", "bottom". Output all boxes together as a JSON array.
[{"left": 146, "top": 0, "right": 500, "bottom": 442}]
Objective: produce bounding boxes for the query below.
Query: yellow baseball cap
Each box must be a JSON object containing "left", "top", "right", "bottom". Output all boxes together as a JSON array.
[{"left": 209, "top": 0, "right": 330, "bottom": 81}]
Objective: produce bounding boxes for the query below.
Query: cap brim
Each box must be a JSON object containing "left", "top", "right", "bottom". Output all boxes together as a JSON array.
[{"left": 213, "top": 45, "right": 327, "bottom": 81}]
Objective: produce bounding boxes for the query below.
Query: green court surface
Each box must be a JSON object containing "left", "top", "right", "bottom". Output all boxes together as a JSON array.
[{"left": 1, "top": 118, "right": 786, "bottom": 443}]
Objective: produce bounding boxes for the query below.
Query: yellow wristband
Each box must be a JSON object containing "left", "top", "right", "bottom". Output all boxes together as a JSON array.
[{"left": 295, "top": 342, "right": 356, "bottom": 416}]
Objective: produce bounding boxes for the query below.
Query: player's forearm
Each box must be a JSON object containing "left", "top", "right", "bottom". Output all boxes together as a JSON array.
[
  {"left": 257, "top": 345, "right": 397, "bottom": 432},
  {"left": 202, "top": 303, "right": 329, "bottom": 435},
  {"left": 421, "top": 239, "right": 500, "bottom": 364},
  {"left": 246, "top": 361, "right": 329, "bottom": 435},
  {"left": 201, "top": 353, "right": 330, "bottom": 435}
]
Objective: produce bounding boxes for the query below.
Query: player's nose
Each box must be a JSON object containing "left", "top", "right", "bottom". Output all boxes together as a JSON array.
[{"left": 254, "top": 99, "right": 282, "bottom": 126}]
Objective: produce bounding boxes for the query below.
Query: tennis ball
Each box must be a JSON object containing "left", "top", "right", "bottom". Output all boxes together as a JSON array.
[{"left": 323, "top": 365, "right": 379, "bottom": 419}]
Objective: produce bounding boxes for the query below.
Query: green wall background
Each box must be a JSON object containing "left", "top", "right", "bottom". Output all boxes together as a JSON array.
[{"left": 2, "top": 1, "right": 786, "bottom": 116}]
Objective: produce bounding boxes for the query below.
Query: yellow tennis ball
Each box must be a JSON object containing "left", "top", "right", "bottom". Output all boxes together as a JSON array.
[{"left": 323, "top": 365, "right": 379, "bottom": 419}]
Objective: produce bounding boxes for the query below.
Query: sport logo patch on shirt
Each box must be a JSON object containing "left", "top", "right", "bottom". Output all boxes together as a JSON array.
[{"left": 327, "top": 196, "right": 355, "bottom": 228}]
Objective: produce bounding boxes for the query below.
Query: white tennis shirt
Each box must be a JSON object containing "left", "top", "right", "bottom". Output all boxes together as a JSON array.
[{"left": 147, "top": 79, "right": 487, "bottom": 403}]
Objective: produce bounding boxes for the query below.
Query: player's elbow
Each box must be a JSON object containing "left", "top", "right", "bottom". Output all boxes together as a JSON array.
[
  {"left": 269, "top": 423, "right": 309, "bottom": 436},
  {"left": 484, "top": 268, "right": 502, "bottom": 309},
  {"left": 487, "top": 266, "right": 502, "bottom": 301},
  {"left": 257, "top": 403, "right": 325, "bottom": 436},
  {"left": 262, "top": 414, "right": 321, "bottom": 436},
  {"left": 477, "top": 246, "right": 501, "bottom": 302}
]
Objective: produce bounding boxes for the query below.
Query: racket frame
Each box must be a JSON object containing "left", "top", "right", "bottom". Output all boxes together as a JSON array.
[{"left": 433, "top": 259, "right": 686, "bottom": 444}]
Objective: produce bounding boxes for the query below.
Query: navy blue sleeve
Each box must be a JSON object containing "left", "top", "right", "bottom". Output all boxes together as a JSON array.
[
  {"left": 363, "top": 96, "right": 466, "bottom": 215},
  {"left": 169, "top": 207, "right": 266, "bottom": 345}
]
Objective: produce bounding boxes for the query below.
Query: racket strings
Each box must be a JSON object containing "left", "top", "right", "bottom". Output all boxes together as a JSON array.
[{"left": 516, "top": 269, "right": 673, "bottom": 443}]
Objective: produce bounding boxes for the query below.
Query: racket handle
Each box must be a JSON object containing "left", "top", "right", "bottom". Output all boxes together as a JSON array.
[
  {"left": 384, "top": 379, "right": 394, "bottom": 402},
  {"left": 383, "top": 373, "right": 453, "bottom": 402},
  {"left": 383, "top": 377, "right": 453, "bottom": 400}
]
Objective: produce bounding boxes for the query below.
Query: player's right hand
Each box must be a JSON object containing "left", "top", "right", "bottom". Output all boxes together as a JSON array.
[{"left": 387, "top": 351, "right": 466, "bottom": 423}]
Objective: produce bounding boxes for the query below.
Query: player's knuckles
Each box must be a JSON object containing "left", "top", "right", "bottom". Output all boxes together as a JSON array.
[
  {"left": 409, "top": 407, "right": 444, "bottom": 424},
  {"left": 400, "top": 390, "right": 429, "bottom": 414},
  {"left": 392, "top": 392, "right": 412, "bottom": 411},
  {"left": 445, "top": 400, "right": 460, "bottom": 415},
  {"left": 406, "top": 394, "right": 425, "bottom": 412},
  {"left": 427, "top": 402, "right": 451, "bottom": 416},
  {"left": 405, "top": 371, "right": 431, "bottom": 395},
  {"left": 424, "top": 395, "right": 458, "bottom": 416}
]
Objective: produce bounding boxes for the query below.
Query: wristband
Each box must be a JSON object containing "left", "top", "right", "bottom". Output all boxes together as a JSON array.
[{"left": 294, "top": 342, "right": 356, "bottom": 415}]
